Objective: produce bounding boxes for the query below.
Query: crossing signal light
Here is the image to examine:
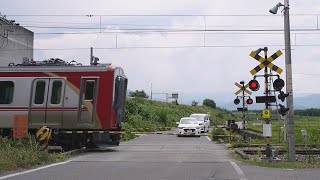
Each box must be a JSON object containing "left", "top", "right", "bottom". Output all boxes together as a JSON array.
[
  {"left": 278, "top": 104, "right": 289, "bottom": 116},
  {"left": 234, "top": 98, "right": 240, "bottom": 105},
  {"left": 278, "top": 91, "right": 289, "bottom": 102},
  {"left": 249, "top": 79, "right": 260, "bottom": 91},
  {"left": 246, "top": 97, "right": 253, "bottom": 105},
  {"left": 273, "top": 78, "right": 285, "bottom": 91}
]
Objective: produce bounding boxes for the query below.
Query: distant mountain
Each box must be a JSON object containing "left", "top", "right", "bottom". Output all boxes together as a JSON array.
[
  {"left": 294, "top": 94, "right": 320, "bottom": 109},
  {"left": 141, "top": 91, "right": 320, "bottom": 110}
]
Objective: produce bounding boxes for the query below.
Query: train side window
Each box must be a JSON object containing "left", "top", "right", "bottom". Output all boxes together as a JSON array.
[
  {"left": 0, "top": 81, "right": 14, "bottom": 104},
  {"left": 84, "top": 81, "right": 95, "bottom": 100},
  {"left": 34, "top": 81, "right": 46, "bottom": 104},
  {"left": 51, "top": 81, "right": 62, "bottom": 104}
]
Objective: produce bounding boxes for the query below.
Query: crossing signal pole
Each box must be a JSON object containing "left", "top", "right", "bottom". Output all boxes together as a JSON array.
[
  {"left": 249, "top": 47, "right": 289, "bottom": 151},
  {"left": 241, "top": 81, "right": 246, "bottom": 129},
  {"left": 263, "top": 48, "right": 270, "bottom": 125},
  {"left": 234, "top": 81, "right": 253, "bottom": 130}
]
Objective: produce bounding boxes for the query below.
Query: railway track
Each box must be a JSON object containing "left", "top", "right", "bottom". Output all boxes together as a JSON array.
[
  {"left": 48, "top": 146, "right": 87, "bottom": 155},
  {"left": 243, "top": 149, "right": 320, "bottom": 155},
  {"left": 48, "top": 146, "right": 115, "bottom": 155}
]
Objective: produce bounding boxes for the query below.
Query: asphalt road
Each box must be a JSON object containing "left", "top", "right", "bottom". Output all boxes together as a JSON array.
[{"left": 1, "top": 133, "right": 320, "bottom": 180}]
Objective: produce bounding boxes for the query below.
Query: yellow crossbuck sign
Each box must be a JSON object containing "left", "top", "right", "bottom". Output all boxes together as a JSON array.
[
  {"left": 234, "top": 82, "right": 252, "bottom": 95},
  {"left": 249, "top": 50, "right": 283, "bottom": 75}
]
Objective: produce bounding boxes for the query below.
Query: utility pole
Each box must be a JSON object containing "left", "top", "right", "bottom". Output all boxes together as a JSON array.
[
  {"left": 150, "top": 83, "right": 153, "bottom": 100},
  {"left": 269, "top": 0, "right": 295, "bottom": 161},
  {"left": 90, "top": 47, "right": 93, "bottom": 65},
  {"left": 284, "top": 0, "right": 295, "bottom": 161}
]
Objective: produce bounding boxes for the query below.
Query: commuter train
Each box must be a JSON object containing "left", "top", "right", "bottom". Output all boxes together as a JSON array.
[{"left": 0, "top": 58, "right": 127, "bottom": 150}]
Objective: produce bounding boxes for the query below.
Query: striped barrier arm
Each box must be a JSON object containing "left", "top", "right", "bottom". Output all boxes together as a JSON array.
[{"left": 59, "top": 130, "right": 208, "bottom": 136}]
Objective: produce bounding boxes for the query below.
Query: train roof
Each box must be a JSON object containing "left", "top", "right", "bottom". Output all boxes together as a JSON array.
[
  {"left": 0, "top": 58, "right": 125, "bottom": 73},
  {"left": 0, "top": 64, "right": 118, "bottom": 73}
]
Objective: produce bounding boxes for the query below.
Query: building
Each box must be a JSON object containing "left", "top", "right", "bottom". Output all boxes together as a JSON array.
[{"left": 0, "top": 15, "right": 33, "bottom": 66}]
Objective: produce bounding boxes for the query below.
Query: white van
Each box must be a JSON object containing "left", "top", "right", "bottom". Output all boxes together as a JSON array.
[{"left": 190, "top": 113, "right": 210, "bottom": 133}]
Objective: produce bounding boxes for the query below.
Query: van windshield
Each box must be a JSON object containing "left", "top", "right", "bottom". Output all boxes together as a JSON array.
[
  {"left": 180, "top": 119, "right": 197, "bottom": 124},
  {"left": 190, "top": 115, "right": 205, "bottom": 122}
]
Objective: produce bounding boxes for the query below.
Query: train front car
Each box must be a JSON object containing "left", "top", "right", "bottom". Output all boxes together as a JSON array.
[
  {"left": 88, "top": 66, "right": 128, "bottom": 148},
  {"left": 0, "top": 59, "right": 128, "bottom": 150}
]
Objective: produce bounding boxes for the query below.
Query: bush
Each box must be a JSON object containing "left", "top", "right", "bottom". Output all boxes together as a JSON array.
[{"left": 203, "top": 99, "right": 216, "bottom": 109}]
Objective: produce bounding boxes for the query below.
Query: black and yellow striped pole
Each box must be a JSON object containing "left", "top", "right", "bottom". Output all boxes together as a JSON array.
[{"left": 36, "top": 126, "right": 52, "bottom": 150}]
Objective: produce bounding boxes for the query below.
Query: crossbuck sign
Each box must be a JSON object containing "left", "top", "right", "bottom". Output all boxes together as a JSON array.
[{"left": 249, "top": 50, "right": 283, "bottom": 76}]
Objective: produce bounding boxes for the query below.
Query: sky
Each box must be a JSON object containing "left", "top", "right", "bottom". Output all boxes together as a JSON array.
[{"left": 2, "top": 0, "right": 320, "bottom": 108}]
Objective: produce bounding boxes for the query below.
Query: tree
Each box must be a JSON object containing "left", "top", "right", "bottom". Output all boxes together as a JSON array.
[
  {"left": 129, "top": 90, "right": 149, "bottom": 99},
  {"left": 203, "top": 98, "right": 216, "bottom": 109},
  {"left": 191, "top": 100, "right": 198, "bottom": 106}
]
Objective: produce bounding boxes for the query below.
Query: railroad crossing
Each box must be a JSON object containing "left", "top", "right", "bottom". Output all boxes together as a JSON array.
[{"left": 2, "top": 133, "right": 320, "bottom": 180}]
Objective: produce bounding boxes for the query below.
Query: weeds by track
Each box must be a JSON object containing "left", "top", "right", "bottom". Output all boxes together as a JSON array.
[{"left": 0, "top": 137, "right": 67, "bottom": 174}]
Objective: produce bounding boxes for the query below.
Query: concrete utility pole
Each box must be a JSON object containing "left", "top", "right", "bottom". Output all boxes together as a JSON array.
[
  {"left": 90, "top": 47, "right": 93, "bottom": 65},
  {"left": 269, "top": 0, "right": 295, "bottom": 162},
  {"left": 283, "top": 0, "right": 295, "bottom": 162}
]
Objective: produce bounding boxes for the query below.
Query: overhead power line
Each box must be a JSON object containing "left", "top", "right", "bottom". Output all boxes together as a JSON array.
[
  {"left": 6, "top": 14, "right": 320, "bottom": 17},
  {"left": 2, "top": 44, "right": 320, "bottom": 52},
  {"left": 4, "top": 27, "right": 320, "bottom": 32},
  {"left": 8, "top": 31, "right": 320, "bottom": 35},
  {"left": 8, "top": 30, "right": 320, "bottom": 36},
  {"left": 17, "top": 26, "right": 320, "bottom": 32},
  {"left": 294, "top": 73, "right": 320, "bottom": 76}
]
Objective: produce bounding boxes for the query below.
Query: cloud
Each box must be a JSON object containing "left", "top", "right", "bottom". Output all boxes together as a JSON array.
[{"left": 4, "top": 0, "right": 320, "bottom": 106}]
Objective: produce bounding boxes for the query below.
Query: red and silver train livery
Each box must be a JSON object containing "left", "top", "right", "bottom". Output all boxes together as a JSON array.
[{"left": 0, "top": 58, "right": 127, "bottom": 149}]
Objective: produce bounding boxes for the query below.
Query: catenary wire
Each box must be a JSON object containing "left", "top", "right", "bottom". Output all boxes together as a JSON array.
[
  {"left": 6, "top": 14, "right": 320, "bottom": 17},
  {"left": 2, "top": 44, "right": 320, "bottom": 52}
]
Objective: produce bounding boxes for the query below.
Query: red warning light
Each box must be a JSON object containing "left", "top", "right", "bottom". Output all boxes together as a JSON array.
[
  {"left": 247, "top": 98, "right": 253, "bottom": 105},
  {"left": 249, "top": 79, "right": 260, "bottom": 91},
  {"left": 252, "top": 82, "right": 257, "bottom": 88}
]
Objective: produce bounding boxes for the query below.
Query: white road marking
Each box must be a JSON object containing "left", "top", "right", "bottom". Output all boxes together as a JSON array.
[
  {"left": 283, "top": 169, "right": 293, "bottom": 171},
  {"left": 0, "top": 160, "right": 71, "bottom": 179},
  {"left": 206, "top": 136, "right": 211, "bottom": 141},
  {"left": 230, "top": 161, "right": 247, "bottom": 180}
]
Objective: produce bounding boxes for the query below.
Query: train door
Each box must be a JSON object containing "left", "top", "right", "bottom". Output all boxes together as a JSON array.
[
  {"left": 78, "top": 78, "right": 99, "bottom": 125},
  {"left": 29, "top": 78, "right": 65, "bottom": 126}
]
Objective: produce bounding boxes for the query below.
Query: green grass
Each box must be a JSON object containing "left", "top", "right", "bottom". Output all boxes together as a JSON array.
[
  {"left": 0, "top": 137, "right": 67, "bottom": 174},
  {"left": 245, "top": 115, "right": 320, "bottom": 145},
  {"left": 232, "top": 152, "right": 320, "bottom": 168}
]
